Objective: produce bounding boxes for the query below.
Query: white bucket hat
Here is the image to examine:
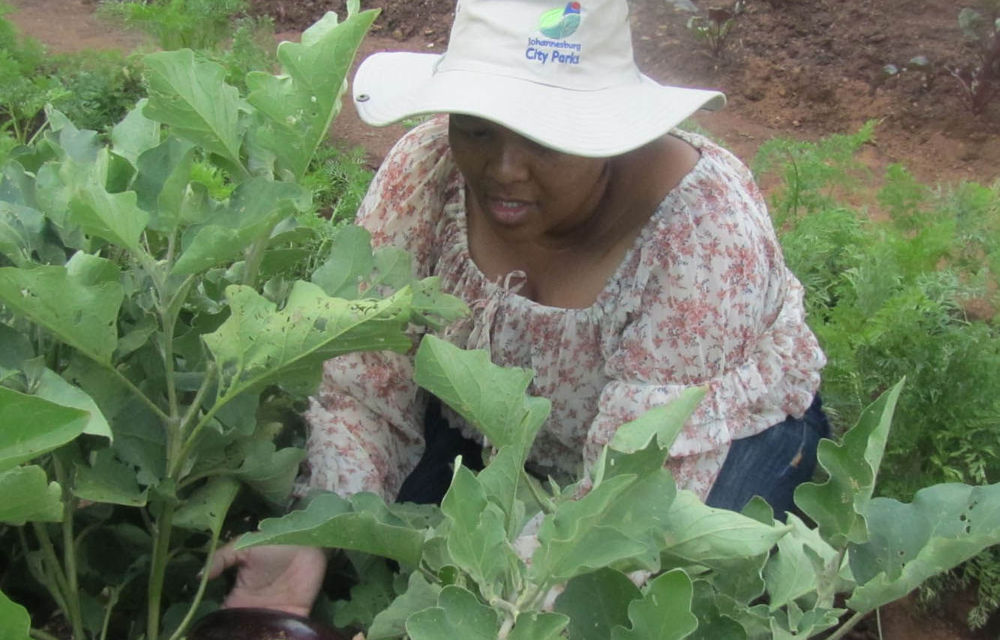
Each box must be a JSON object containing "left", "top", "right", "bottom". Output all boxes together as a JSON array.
[{"left": 352, "top": 0, "right": 726, "bottom": 157}]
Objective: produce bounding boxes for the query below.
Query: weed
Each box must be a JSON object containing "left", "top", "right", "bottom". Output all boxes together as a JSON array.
[
  {"left": 949, "top": 1, "right": 1000, "bottom": 114},
  {"left": 685, "top": 1, "right": 745, "bottom": 58}
]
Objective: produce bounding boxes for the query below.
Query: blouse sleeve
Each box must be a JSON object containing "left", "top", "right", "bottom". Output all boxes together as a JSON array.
[
  {"left": 583, "top": 138, "right": 826, "bottom": 499},
  {"left": 302, "top": 117, "right": 457, "bottom": 501}
]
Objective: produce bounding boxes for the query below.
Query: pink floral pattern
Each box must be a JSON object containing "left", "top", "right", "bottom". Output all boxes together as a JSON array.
[{"left": 303, "top": 117, "right": 826, "bottom": 502}]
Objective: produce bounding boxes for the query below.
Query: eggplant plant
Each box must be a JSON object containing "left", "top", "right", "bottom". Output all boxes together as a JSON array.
[
  {"left": 0, "top": 5, "right": 463, "bottom": 640},
  {"left": 240, "top": 336, "right": 1000, "bottom": 640}
]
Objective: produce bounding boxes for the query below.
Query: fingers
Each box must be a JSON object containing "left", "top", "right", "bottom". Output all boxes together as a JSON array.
[{"left": 206, "top": 538, "right": 244, "bottom": 580}]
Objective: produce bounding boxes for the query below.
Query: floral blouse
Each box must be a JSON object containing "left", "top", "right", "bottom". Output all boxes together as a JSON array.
[{"left": 302, "top": 117, "right": 826, "bottom": 502}]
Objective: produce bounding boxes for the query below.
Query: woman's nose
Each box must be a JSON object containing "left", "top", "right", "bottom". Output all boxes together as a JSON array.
[{"left": 484, "top": 140, "right": 531, "bottom": 184}]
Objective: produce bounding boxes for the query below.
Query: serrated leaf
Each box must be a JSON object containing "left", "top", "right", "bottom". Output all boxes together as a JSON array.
[
  {"left": 235, "top": 440, "right": 306, "bottom": 505},
  {"left": 0, "top": 387, "right": 89, "bottom": 472},
  {"left": 0, "top": 252, "right": 122, "bottom": 363},
  {"left": 143, "top": 50, "right": 244, "bottom": 172},
  {"left": 0, "top": 201, "right": 44, "bottom": 267},
  {"left": 531, "top": 474, "right": 653, "bottom": 582},
  {"left": 35, "top": 368, "right": 112, "bottom": 440},
  {"left": 612, "top": 569, "right": 697, "bottom": 640},
  {"left": 508, "top": 612, "right": 569, "bottom": 640},
  {"left": 368, "top": 571, "right": 442, "bottom": 640},
  {"left": 134, "top": 136, "right": 196, "bottom": 231},
  {"left": 414, "top": 335, "right": 550, "bottom": 460},
  {"left": 111, "top": 99, "right": 161, "bottom": 168},
  {"left": 0, "top": 466, "right": 63, "bottom": 523},
  {"left": 68, "top": 175, "right": 150, "bottom": 251},
  {"left": 246, "top": 10, "right": 378, "bottom": 179},
  {"left": 554, "top": 568, "right": 641, "bottom": 640},
  {"left": 173, "top": 477, "right": 240, "bottom": 533},
  {"left": 763, "top": 513, "right": 840, "bottom": 610},
  {"left": 661, "top": 490, "right": 788, "bottom": 562},
  {"left": 310, "top": 224, "right": 374, "bottom": 298},
  {"left": 236, "top": 492, "right": 424, "bottom": 566},
  {"left": 0, "top": 590, "right": 31, "bottom": 640},
  {"left": 202, "top": 281, "right": 413, "bottom": 401},
  {"left": 795, "top": 380, "right": 903, "bottom": 546},
  {"left": 610, "top": 386, "right": 706, "bottom": 453},
  {"left": 405, "top": 585, "right": 499, "bottom": 640},
  {"left": 72, "top": 450, "right": 147, "bottom": 507},
  {"left": 334, "top": 558, "right": 396, "bottom": 629},
  {"left": 172, "top": 178, "right": 309, "bottom": 275},
  {"left": 441, "top": 465, "right": 509, "bottom": 586},
  {"left": 847, "top": 482, "right": 1000, "bottom": 613}
]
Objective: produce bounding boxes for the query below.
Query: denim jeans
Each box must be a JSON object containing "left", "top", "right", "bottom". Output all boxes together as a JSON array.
[
  {"left": 705, "top": 395, "right": 831, "bottom": 520},
  {"left": 398, "top": 396, "right": 831, "bottom": 518}
]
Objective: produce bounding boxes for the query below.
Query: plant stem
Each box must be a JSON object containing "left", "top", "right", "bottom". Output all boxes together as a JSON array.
[
  {"left": 165, "top": 533, "right": 223, "bottom": 640},
  {"left": 30, "top": 629, "right": 61, "bottom": 640},
  {"left": 20, "top": 527, "right": 69, "bottom": 617},
  {"left": 147, "top": 501, "right": 177, "bottom": 640},
  {"left": 825, "top": 611, "right": 868, "bottom": 640},
  {"left": 31, "top": 523, "right": 76, "bottom": 634},
  {"left": 241, "top": 235, "right": 270, "bottom": 289},
  {"left": 52, "top": 456, "right": 86, "bottom": 640}
]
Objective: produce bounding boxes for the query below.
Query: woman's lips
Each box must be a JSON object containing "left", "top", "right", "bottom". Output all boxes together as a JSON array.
[{"left": 486, "top": 197, "right": 532, "bottom": 225}]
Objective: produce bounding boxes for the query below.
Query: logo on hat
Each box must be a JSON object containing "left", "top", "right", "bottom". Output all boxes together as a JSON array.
[{"left": 538, "top": 2, "right": 581, "bottom": 39}]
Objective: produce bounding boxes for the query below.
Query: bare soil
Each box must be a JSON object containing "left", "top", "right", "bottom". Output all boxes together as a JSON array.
[{"left": 5, "top": 1, "right": 1000, "bottom": 638}]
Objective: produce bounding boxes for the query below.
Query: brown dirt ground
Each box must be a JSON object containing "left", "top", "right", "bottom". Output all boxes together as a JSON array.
[{"left": 5, "top": 1, "right": 1000, "bottom": 638}]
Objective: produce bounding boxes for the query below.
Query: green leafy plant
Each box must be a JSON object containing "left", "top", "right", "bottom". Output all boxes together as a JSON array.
[
  {"left": 950, "top": 0, "right": 1000, "bottom": 114},
  {"left": 0, "top": 7, "right": 468, "bottom": 640},
  {"left": 235, "top": 337, "right": 1000, "bottom": 639},
  {"left": 97, "top": 0, "right": 249, "bottom": 51},
  {"left": 0, "top": 4, "right": 68, "bottom": 143},
  {"left": 685, "top": 2, "right": 745, "bottom": 58},
  {"left": 756, "top": 127, "right": 1000, "bottom": 629}
]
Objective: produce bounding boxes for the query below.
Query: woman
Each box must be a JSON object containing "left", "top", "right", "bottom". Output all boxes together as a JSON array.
[{"left": 209, "top": 0, "right": 828, "bottom": 614}]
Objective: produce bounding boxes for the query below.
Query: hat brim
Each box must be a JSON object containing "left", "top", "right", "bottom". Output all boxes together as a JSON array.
[{"left": 353, "top": 52, "right": 726, "bottom": 158}]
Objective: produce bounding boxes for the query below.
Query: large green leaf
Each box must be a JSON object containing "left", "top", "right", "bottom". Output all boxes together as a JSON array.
[
  {"left": 0, "top": 590, "right": 31, "bottom": 640},
  {"left": 311, "top": 224, "right": 375, "bottom": 299},
  {"left": 0, "top": 466, "right": 62, "bottom": 523},
  {"left": 610, "top": 386, "right": 706, "bottom": 453},
  {"left": 236, "top": 492, "right": 425, "bottom": 567},
  {"left": 110, "top": 99, "right": 162, "bottom": 168},
  {"left": 67, "top": 176, "right": 149, "bottom": 251},
  {"left": 133, "top": 136, "right": 196, "bottom": 231},
  {"left": 795, "top": 380, "right": 903, "bottom": 546},
  {"left": 612, "top": 570, "right": 698, "bottom": 640},
  {"left": 171, "top": 178, "right": 309, "bottom": 275},
  {"left": 72, "top": 449, "right": 147, "bottom": 507},
  {"left": 507, "top": 612, "right": 569, "bottom": 640},
  {"left": 440, "top": 465, "right": 510, "bottom": 587},
  {"left": 246, "top": 10, "right": 379, "bottom": 179},
  {"left": 0, "top": 252, "right": 122, "bottom": 363},
  {"left": 202, "top": 281, "right": 413, "bottom": 401},
  {"left": 660, "top": 491, "right": 788, "bottom": 563},
  {"left": 143, "top": 50, "right": 244, "bottom": 172},
  {"left": 173, "top": 477, "right": 240, "bottom": 533},
  {"left": 367, "top": 572, "right": 442, "bottom": 640},
  {"left": 763, "top": 513, "right": 841, "bottom": 610},
  {"left": 35, "top": 368, "right": 112, "bottom": 440},
  {"left": 235, "top": 440, "right": 306, "bottom": 506},
  {"left": 530, "top": 471, "right": 667, "bottom": 582},
  {"left": 405, "top": 586, "right": 499, "bottom": 640},
  {"left": 0, "top": 201, "right": 44, "bottom": 267},
  {"left": 847, "top": 482, "right": 1000, "bottom": 613},
  {"left": 414, "top": 335, "right": 551, "bottom": 460},
  {"left": 0, "top": 387, "right": 89, "bottom": 472},
  {"left": 554, "top": 568, "right": 641, "bottom": 640}
]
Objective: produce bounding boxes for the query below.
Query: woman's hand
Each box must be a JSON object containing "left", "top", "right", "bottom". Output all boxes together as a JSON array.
[{"left": 207, "top": 543, "right": 327, "bottom": 617}]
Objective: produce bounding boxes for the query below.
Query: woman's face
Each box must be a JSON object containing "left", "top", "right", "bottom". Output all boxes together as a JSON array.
[{"left": 448, "top": 114, "right": 611, "bottom": 246}]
